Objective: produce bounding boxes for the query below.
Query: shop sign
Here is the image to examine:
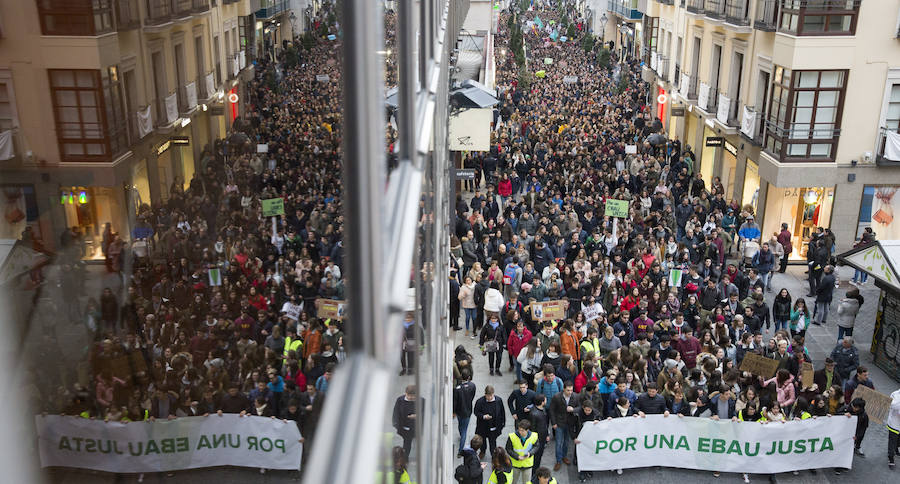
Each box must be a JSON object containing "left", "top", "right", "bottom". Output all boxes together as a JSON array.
[
  {"left": 170, "top": 136, "right": 190, "bottom": 145},
  {"left": 671, "top": 106, "right": 685, "bottom": 117},
  {"left": 454, "top": 169, "right": 476, "bottom": 180},
  {"left": 156, "top": 140, "right": 171, "bottom": 155},
  {"left": 705, "top": 136, "right": 724, "bottom": 147},
  {"left": 209, "top": 106, "right": 225, "bottom": 116}
]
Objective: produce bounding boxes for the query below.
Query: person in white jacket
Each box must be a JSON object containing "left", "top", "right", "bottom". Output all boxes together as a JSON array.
[
  {"left": 483, "top": 281, "right": 505, "bottom": 317},
  {"left": 889, "top": 388, "right": 900, "bottom": 468}
]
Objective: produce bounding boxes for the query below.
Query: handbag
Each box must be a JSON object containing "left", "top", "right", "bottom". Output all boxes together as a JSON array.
[{"left": 484, "top": 340, "right": 500, "bottom": 352}]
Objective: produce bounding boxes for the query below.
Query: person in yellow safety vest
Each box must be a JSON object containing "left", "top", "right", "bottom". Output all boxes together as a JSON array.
[
  {"left": 506, "top": 419, "right": 539, "bottom": 483},
  {"left": 737, "top": 404, "right": 762, "bottom": 422},
  {"left": 283, "top": 326, "right": 303, "bottom": 360},
  {"left": 794, "top": 397, "right": 813, "bottom": 421},
  {"left": 392, "top": 445, "right": 414, "bottom": 484},
  {"left": 526, "top": 466, "right": 558, "bottom": 484},
  {"left": 579, "top": 327, "right": 601, "bottom": 367},
  {"left": 488, "top": 447, "right": 514, "bottom": 484}
]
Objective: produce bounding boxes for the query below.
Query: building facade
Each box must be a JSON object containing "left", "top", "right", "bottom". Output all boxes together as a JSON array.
[
  {"left": 641, "top": 0, "right": 900, "bottom": 256},
  {"left": 0, "top": 0, "right": 259, "bottom": 257}
]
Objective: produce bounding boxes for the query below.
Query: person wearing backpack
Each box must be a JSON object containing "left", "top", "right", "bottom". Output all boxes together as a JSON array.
[{"left": 503, "top": 257, "right": 524, "bottom": 300}]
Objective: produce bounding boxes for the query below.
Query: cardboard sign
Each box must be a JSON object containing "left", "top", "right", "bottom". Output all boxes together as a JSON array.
[
  {"left": 261, "top": 198, "right": 285, "bottom": 217},
  {"left": 853, "top": 385, "right": 892, "bottom": 425},
  {"left": 604, "top": 199, "right": 630, "bottom": 218},
  {"left": 530, "top": 300, "right": 567, "bottom": 321},
  {"left": 625, "top": 144, "right": 638, "bottom": 154},
  {"left": 582, "top": 304, "right": 601, "bottom": 323},
  {"left": 563, "top": 76, "right": 579, "bottom": 84},
  {"left": 317, "top": 298, "right": 347, "bottom": 320},
  {"left": 801, "top": 362, "right": 814, "bottom": 389},
  {"left": 739, "top": 352, "right": 779, "bottom": 378}
]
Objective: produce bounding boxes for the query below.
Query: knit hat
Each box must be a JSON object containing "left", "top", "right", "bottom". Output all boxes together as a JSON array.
[{"left": 664, "top": 359, "right": 678, "bottom": 370}]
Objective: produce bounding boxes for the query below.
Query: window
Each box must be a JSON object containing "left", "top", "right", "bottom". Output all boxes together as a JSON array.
[
  {"left": 49, "top": 69, "right": 126, "bottom": 162},
  {"left": 886, "top": 85, "right": 900, "bottom": 132},
  {"left": 765, "top": 67, "right": 847, "bottom": 161},
  {"left": 779, "top": 0, "right": 859, "bottom": 36},
  {"left": 37, "top": 0, "right": 113, "bottom": 36},
  {"left": 0, "top": 73, "right": 19, "bottom": 131}
]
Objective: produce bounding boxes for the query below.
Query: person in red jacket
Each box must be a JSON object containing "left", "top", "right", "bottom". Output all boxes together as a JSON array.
[
  {"left": 672, "top": 328, "right": 703, "bottom": 369},
  {"left": 507, "top": 320, "right": 533, "bottom": 381},
  {"left": 497, "top": 172, "right": 513, "bottom": 207}
]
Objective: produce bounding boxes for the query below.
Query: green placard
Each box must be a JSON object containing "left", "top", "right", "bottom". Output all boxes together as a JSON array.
[
  {"left": 261, "top": 198, "right": 285, "bottom": 217},
  {"left": 604, "top": 199, "right": 629, "bottom": 218}
]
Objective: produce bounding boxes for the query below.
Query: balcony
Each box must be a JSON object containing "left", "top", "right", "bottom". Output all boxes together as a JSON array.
[
  {"left": 674, "top": 63, "right": 681, "bottom": 87},
  {"left": 681, "top": 72, "right": 699, "bottom": 100},
  {"left": 609, "top": 0, "right": 643, "bottom": 21},
  {"left": 686, "top": 0, "right": 704, "bottom": 14},
  {"left": 725, "top": 0, "right": 749, "bottom": 25},
  {"left": 740, "top": 105, "right": 763, "bottom": 144},
  {"left": 173, "top": 0, "right": 193, "bottom": 18},
  {"left": 192, "top": 0, "right": 210, "bottom": 13},
  {"left": 704, "top": 0, "right": 725, "bottom": 19},
  {"left": 657, "top": 55, "right": 670, "bottom": 82},
  {"left": 877, "top": 127, "right": 900, "bottom": 165},
  {"left": 179, "top": 82, "right": 198, "bottom": 115},
  {"left": 754, "top": 0, "right": 778, "bottom": 31},
  {"left": 115, "top": 0, "right": 140, "bottom": 30},
  {"left": 716, "top": 91, "right": 741, "bottom": 128},
  {"left": 255, "top": 0, "right": 288, "bottom": 20},
  {"left": 145, "top": 0, "right": 172, "bottom": 25},
  {"left": 201, "top": 71, "right": 216, "bottom": 100}
]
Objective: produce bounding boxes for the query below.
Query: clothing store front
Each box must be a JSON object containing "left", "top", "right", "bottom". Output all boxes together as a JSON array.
[{"left": 761, "top": 185, "right": 835, "bottom": 260}]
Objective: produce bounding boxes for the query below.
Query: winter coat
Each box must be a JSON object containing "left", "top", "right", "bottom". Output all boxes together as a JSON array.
[
  {"left": 763, "top": 375, "right": 796, "bottom": 409},
  {"left": 459, "top": 283, "right": 477, "bottom": 309},
  {"left": 484, "top": 288, "right": 505, "bottom": 313},
  {"left": 836, "top": 297, "right": 860, "bottom": 329},
  {"left": 507, "top": 328, "right": 533, "bottom": 360},
  {"left": 474, "top": 396, "right": 506, "bottom": 437},
  {"left": 773, "top": 295, "right": 792, "bottom": 321}
]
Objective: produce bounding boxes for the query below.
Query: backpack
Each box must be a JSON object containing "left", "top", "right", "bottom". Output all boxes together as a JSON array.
[{"left": 503, "top": 264, "right": 518, "bottom": 285}]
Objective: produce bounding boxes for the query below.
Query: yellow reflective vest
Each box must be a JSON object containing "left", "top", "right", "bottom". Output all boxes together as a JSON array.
[
  {"left": 489, "top": 469, "right": 514, "bottom": 483},
  {"left": 283, "top": 336, "right": 303, "bottom": 358},
  {"left": 580, "top": 338, "right": 600, "bottom": 360},
  {"left": 508, "top": 431, "right": 539, "bottom": 468}
]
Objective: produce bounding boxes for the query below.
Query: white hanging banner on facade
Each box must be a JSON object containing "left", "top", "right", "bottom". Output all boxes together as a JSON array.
[
  {"left": 137, "top": 105, "right": 153, "bottom": 138},
  {"left": 576, "top": 414, "right": 855, "bottom": 474},
  {"left": 36, "top": 414, "right": 302, "bottom": 473},
  {"left": 0, "top": 130, "right": 14, "bottom": 160},
  {"left": 165, "top": 93, "right": 178, "bottom": 125},
  {"left": 186, "top": 82, "right": 198, "bottom": 110},
  {"left": 740, "top": 105, "right": 756, "bottom": 139},
  {"left": 884, "top": 130, "right": 900, "bottom": 162},
  {"left": 697, "top": 82, "right": 710, "bottom": 111},
  {"left": 205, "top": 72, "right": 216, "bottom": 101}
]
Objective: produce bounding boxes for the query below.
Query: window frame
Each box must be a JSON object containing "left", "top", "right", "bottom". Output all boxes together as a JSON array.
[
  {"left": 778, "top": 0, "right": 860, "bottom": 36},
  {"left": 48, "top": 68, "right": 123, "bottom": 162},
  {"left": 37, "top": 0, "right": 113, "bottom": 36},
  {"left": 764, "top": 67, "right": 848, "bottom": 162}
]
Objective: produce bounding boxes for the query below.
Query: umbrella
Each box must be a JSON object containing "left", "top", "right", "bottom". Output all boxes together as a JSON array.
[{"left": 646, "top": 133, "right": 667, "bottom": 146}]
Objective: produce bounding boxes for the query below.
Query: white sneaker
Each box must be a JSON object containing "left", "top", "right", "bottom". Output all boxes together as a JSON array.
[
  {"left": 743, "top": 473, "right": 750, "bottom": 483},
  {"left": 138, "top": 474, "right": 144, "bottom": 483},
  {"left": 616, "top": 469, "right": 623, "bottom": 475}
]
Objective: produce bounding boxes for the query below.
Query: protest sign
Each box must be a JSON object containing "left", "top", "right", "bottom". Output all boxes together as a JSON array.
[
  {"left": 739, "top": 352, "right": 779, "bottom": 378},
  {"left": 261, "top": 198, "right": 285, "bottom": 217},
  {"left": 36, "top": 414, "right": 302, "bottom": 473},
  {"left": 281, "top": 301, "right": 302, "bottom": 321},
  {"left": 576, "top": 414, "right": 855, "bottom": 473},
  {"left": 582, "top": 304, "right": 602, "bottom": 323},
  {"left": 668, "top": 269, "right": 683, "bottom": 288},
  {"left": 535, "top": 70, "right": 546, "bottom": 78},
  {"left": 257, "top": 143, "right": 269, "bottom": 153},
  {"left": 315, "top": 74, "right": 330, "bottom": 82},
  {"left": 625, "top": 144, "right": 638, "bottom": 154},
  {"left": 208, "top": 267, "right": 222, "bottom": 286},
  {"left": 853, "top": 385, "right": 892, "bottom": 424},
  {"left": 317, "top": 298, "right": 347, "bottom": 320},
  {"left": 801, "top": 362, "right": 814, "bottom": 389},
  {"left": 530, "top": 300, "right": 566, "bottom": 321},
  {"left": 563, "top": 76, "right": 579, "bottom": 84},
  {"left": 544, "top": 57, "right": 553, "bottom": 65},
  {"left": 604, "top": 199, "right": 629, "bottom": 218}
]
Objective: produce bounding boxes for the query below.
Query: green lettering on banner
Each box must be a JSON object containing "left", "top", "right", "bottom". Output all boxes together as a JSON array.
[
  {"left": 72, "top": 437, "right": 84, "bottom": 451},
  {"left": 821, "top": 437, "right": 834, "bottom": 451},
  {"left": 197, "top": 435, "right": 212, "bottom": 450},
  {"left": 745, "top": 442, "right": 760, "bottom": 456},
  {"left": 595, "top": 440, "right": 608, "bottom": 453},
  {"left": 85, "top": 439, "right": 97, "bottom": 453},
  {"left": 711, "top": 439, "right": 726, "bottom": 454},
  {"left": 697, "top": 437, "right": 710, "bottom": 452},
  {"left": 260, "top": 438, "right": 273, "bottom": 452},
  {"left": 793, "top": 439, "right": 806, "bottom": 454},
  {"left": 675, "top": 436, "right": 690, "bottom": 450},
  {"left": 176, "top": 437, "right": 189, "bottom": 452},
  {"left": 625, "top": 437, "right": 637, "bottom": 452},
  {"left": 247, "top": 436, "right": 259, "bottom": 451},
  {"left": 609, "top": 439, "right": 623, "bottom": 453},
  {"left": 604, "top": 199, "right": 629, "bottom": 218},
  {"left": 644, "top": 435, "right": 657, "bottom": 448},
  {"left": 145, "top": 440, "right": 160, "bottom": 455},
  {"left": 659, "top": 434, "right": 674, "bottom": 449},
  {"left": 274, "top": 439, "right": 285, "bottom": 453},
  {"left": 59, "top": 436, "right": 71, "bottom": 451},
  {"left": 807, "top": 437, "right": 819, "bottom": 452},
  {"left": 128, "top": 442, "right": 143, "bottom": 456},
  {"left": 727, "top": 440, "right": 742, "bottom": 455},
  {"left": 161, "top": 438, "right": 175, "bottom": 454}
]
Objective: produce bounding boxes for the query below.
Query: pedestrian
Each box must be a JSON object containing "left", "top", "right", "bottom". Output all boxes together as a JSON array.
[
  {"left": 455, "top": 435, "right": 485, "bottom": 483},
  {"left": 474, "top": 385, "right": 506, "bottom": 459},
  {"left": 549, "top": 381, "right": 577, "bottom": 471},
  {"left": 505, "top": 419, "right": 539, "bottom": 484},
  {"left": 888, "top": 388, "right": 900, "bottom": 468},
  {"left": 481, "top": 314, "right": 507, "bottom": 376},
  {"left": 777, "top": 223, "right": 792, "bottom": 273},
  {"left": 454, "top": 369, "right": 477, "bottom": 456},
  {"left": 790, "top": 298, "right": 811, "bottom": 339},
  {"left": 831, "top": 337, "right": 861, "bottom": 382},
  {"left": 773, "top": 288, "right": 792, "bottom": 333},
  {"left": 392, "top": 385, "right": 418, "bottom": 460},
  {"left": 813, "top": 265, "right": 836, "bottom": 326},
  {"left": 837, "top": 287, "right": 864, "bottom": 342}
]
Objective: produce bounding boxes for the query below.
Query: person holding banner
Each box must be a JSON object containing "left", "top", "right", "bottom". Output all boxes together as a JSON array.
[{"left": 888, "top": 388, "right": 900, "bottom": 468}]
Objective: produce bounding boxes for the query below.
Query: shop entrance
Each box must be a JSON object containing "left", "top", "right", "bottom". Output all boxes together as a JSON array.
[
  {"left": 60, "top": 186, "right": 122, "bottom": 261},
  {"left": 762, "top": 185, "right": 835, "bottom": 260}
]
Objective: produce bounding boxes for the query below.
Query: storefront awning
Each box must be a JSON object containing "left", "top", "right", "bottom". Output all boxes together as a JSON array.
[{"left": 837, "top": 240, "right": 900, "bottom": 292}]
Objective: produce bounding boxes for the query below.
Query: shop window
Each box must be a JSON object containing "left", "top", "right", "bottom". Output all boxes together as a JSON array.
[
  {"left": 764, "top": 67, "right": 847, "bottom": 162},
  {"left": 778, "top": 0, "right": 859, "bottom": 36},
  {"left": 49, "top": 69, "right": 127, "bottom": 162},
  {"left": 37, "top": 0, "right": 113, "bottom": 36}
]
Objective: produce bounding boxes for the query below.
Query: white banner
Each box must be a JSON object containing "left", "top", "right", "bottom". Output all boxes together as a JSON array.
[
  {"left": 137, "top": 105, "right": 153, "bottom": 138},
  {"left": 165, "top": 93, "right": 178, "bottom": 125},
  {"left": 36, "top": 414, "right": 302, "bottom": 473},
  {"left": 576, "top": 414, "right": 855, "bottom": 473}
]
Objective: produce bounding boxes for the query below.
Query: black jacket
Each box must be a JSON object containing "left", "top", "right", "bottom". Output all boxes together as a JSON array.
[
  {"left": 454, "top": 448, "right": 483, "bottom": 484},
  {"left": 474, "top": 396, "right": 506, "bottom": 437},
  {"left": 549, "top": 392, "right": 579, "bottom": 430},
  {"left": 817, "top": 273, "right": 836, "bottom": 303},
  {"left": 392, "top": 396, "right": 417, "bottom": 435},
  {"left": 528, "top": 405, "right": 550, "bottom": 439},
  {"left": 454, "top": 381, "right": 477, "bottom": 418},
  {"left": 633, "top": 393, "right": 669, "bottom": 414},
  {"left": 507, "top": 388, "right": 537, "bottom": 420}
]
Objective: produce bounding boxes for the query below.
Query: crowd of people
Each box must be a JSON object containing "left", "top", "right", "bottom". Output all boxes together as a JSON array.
[{"left": 449, "top": 3, "right": 900, "bottom": 483}]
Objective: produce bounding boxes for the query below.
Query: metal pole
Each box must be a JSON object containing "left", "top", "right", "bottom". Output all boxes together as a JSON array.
[
  {"left": 398, "top": 0, "right": 416, "bottom": 161},
  {"left": 341, "top": 0, "right": 386, "bottom": 355}
]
